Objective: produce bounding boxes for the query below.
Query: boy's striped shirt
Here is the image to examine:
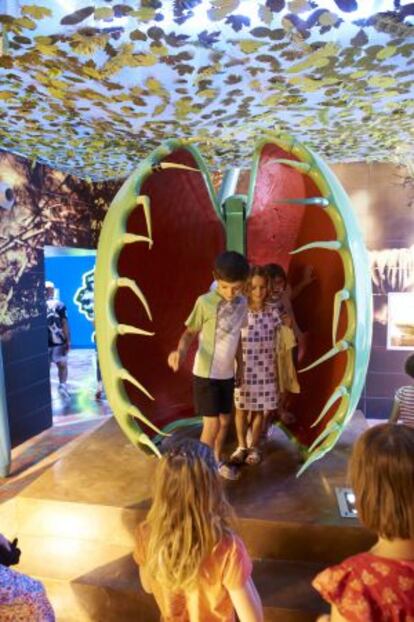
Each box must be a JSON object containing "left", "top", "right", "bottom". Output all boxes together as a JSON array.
[{"left": 395, "top": 385, "right": 414, "bottom": 428}]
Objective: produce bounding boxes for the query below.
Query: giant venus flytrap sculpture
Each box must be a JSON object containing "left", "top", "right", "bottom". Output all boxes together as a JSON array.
[{"left": 94, "top": 133, "right": 372, "bottom": 474}]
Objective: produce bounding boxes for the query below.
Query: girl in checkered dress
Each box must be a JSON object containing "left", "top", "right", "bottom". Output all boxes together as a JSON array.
[{"left": 231, "top": 266, "right": 282, "bottom": 466}]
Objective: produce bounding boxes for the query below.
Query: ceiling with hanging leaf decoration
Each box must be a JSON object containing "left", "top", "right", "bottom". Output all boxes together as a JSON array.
[{"left": 0, "top": 0, "right": 413, "bottom": 180}]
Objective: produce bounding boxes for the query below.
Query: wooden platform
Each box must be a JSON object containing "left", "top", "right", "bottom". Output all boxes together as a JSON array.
[{"left": 0, "top": 411, "right": 376, "bottom": 621}]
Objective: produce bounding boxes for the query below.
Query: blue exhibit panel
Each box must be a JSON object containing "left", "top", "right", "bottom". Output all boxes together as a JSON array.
[{"left": 45, "top": 255, "right": 95, "bottom": 348}]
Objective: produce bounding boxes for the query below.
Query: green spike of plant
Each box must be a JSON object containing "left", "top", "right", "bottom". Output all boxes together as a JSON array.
[
  {"left": 310, "top": 386, "right": 349, "bottom": 428},
  {"left": 332, "top": 289, "right": 351, "bottom": 345},
  {"left": 272, "top": 197, "right": 330, "bottom": 207},
  {"left": 308, "top": 421, "right": 342, "bottom": 453},
  {"left": 122, "top": 233, "right": 153, "bottom": 246},
  {"left": 119, "top": 368, "right": 154, "bottom": 401},
  {"left": 117, "top": 324, "right": 155, "bottom": 337},
  {"left": 290, "top": 240, "right": 342, "bottom": 255},
  {"left": 116, "top": 277, "right": 152, "bottom": 321},
  {"left": 299, "top": 341, "right": 350, "bottom": 373}
]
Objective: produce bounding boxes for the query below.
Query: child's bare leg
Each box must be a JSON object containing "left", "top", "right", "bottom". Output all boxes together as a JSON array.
[
  {"left": 245, "top": 411, "right": 264, "bottom": 465},
  {"left": 250, "top": 411, "right": 264, "bottom": 448},
  {"left": 277, "top": 392, "right": 287, "bottom": 419},
  {"left": 214, "top": 414, "right": 231, "bottom": 462},
  {"left": 229, "top": 409, "right": 250, "bottom": 465},
  {"left": 235, "top": 408, "right": 248, "bottom": 448},
  {"left": 200, "top": 416, "right": 220, "bottom": 458},
  {"left": 278, "top": 393, "right": 296, "bottom": 424},
  {"left": 57, "top": 360, "right": 68, "bottom": 384}
]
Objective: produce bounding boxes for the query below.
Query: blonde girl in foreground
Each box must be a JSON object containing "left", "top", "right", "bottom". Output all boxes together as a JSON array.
[
  {"left": 133, "top": 438, "right": 263, "bottom": 622},
  {"left": 314, "top": 423, "right": 414, "bottom": 621}
]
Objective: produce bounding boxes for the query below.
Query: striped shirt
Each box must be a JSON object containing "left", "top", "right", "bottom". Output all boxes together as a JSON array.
[{"left": 395, "top": 385, "right": 414, "bottom": 428}]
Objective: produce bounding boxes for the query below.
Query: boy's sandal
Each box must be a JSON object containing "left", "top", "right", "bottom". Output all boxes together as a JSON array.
[
  {"left": 218, "top": 462, "right": 241, "bottom": 481},
  {"left": 229, "top": 447, "right": 249, "bottom": 465},
  {"left": 246, "top": 447, "right": 262, "bottom": 465}
]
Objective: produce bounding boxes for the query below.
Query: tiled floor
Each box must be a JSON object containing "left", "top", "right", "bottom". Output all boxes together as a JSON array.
[
  {"left": 0, "top": 349, "right": 112, "bottom": 502},
  {"left": 50, "top": 348, "right": 111, "bottom": 423}
]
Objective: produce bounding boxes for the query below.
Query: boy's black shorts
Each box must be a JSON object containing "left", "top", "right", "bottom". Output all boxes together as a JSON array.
[{"left": 193, "top": 375, "right": 234, "bottom": 417}]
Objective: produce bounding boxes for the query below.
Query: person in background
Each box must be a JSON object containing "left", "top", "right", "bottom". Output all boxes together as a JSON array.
[
  {"left": 263, "top": 264, "right": 301, "bottom": 430},
  {"left": 291, "top": 264, "right": 315, "bottom": 302},
  {"left": 0, "top": 532, "right": 55, "bottom": 621},
  {"left": 91, "top": 321, "right": 104, "bottom": 401},
  {"left": 167, "top": 251, "right": 249, "bottom": 480},
  {"left": 264, "top": 263, "right": 306, "bottom": 352},
  {"left": 45, "top": 280, "right": 71, "bottom": 398},
  {"left": 95, "top": 352, "right": 104, "bottom": 400},
  {"left": 313, "top": 423, "right": 414, "bottom": 621},
  {"left": 389, "top": 353, "right": 414, "bottom": 428},
  {"left": 134, "top": 438, "right": 263, "bottom": 622}
]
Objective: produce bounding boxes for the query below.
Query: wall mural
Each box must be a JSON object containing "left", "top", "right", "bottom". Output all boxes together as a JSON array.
[
  {"left": 386, "top": 292, "right": 414, "bottom": 349},
  {"left": 45, "top": 254, "right": 96, "bottom": 348},
  {"left": 74, "top": 267, "right": 95, "bottom": 323},
  {"left": 0, "top": 1, "right": 412, "bottom": 181},
  {"left": 370, "top": 244, "right": 414, "bottom": 353},
  {"left": 370, "top": 245, "right": 414, "bottom": 292},
  {"left": 0, "top": 151, "right": 120, "bottom": 337}
]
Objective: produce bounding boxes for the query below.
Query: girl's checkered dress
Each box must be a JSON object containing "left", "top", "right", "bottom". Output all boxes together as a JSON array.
[{"left": 234, "top": 304, "right": 281, "bottom": 411}]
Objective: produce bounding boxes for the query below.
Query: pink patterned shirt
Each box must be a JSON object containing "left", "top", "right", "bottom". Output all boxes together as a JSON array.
[
  {"left": 0, "top": 565, "right": 55, "bottom": 621},
  {"left": 313, "top": 552, "right": 414, "bottom": 622}
]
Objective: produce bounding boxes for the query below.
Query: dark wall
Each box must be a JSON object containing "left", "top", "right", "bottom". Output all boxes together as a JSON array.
[{"left": 0, "top": 151, "right": 120, "bottom": 446}]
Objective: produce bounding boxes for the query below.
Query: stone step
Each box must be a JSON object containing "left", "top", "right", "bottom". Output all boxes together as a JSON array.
[
  {"left": 254, "top": 559, "right": 329, "bottom": 621},
  {"left": 4, "top": 414, "right": 375, "bottom": 566},
  {"left": 24, "top": 546, "right": 329, "bottom": 622},
  {"left": 1, "top": 414, "right": 371, "bottom": 621},
  {"left": 42, "top": 575, "right": 159, "bottom": 622},
  {"left": 7, "top": 495, "right": 374, "bottom": 565},
  {"left": 237, "top": 516, "right": 374, "bottom": 564}
]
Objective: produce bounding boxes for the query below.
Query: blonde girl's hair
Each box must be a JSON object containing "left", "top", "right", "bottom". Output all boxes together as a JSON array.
[
  {"left": 349, "top": 423, "right": 414, "bottom": 540},
  {"left": 145, "top": 439, "right": 235, "bottom": 590},
  {"left": 245, "top": 265, "right": 270, "bottom": 301}
]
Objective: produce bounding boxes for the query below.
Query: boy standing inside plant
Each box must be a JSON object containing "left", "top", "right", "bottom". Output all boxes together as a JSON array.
[{"left": 168, "top": 251, "right": 249, "bottom": 479}]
